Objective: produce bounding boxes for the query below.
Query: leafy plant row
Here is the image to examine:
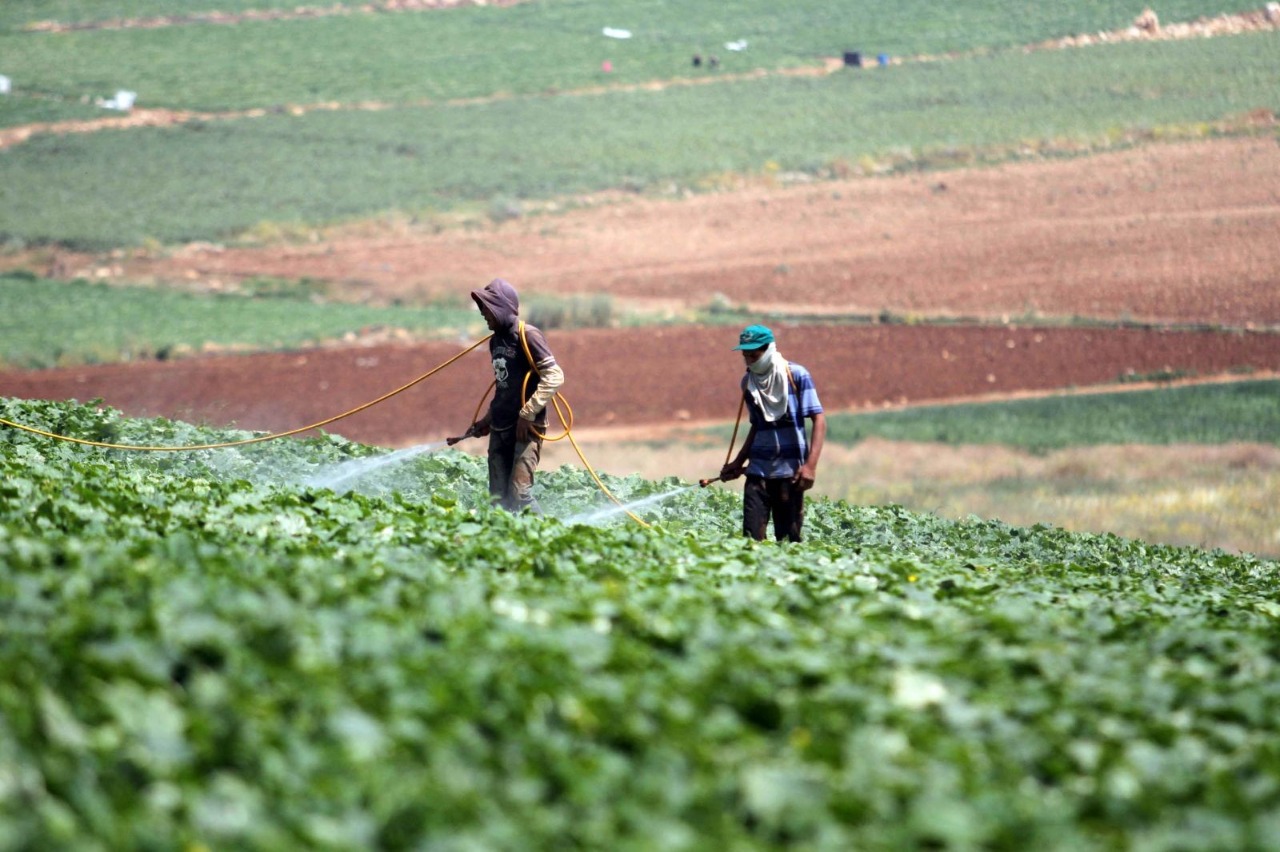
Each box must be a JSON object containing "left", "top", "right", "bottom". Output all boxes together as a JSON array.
[{"left": 2, "top": 397, "right": 1277, "bottom": 849}]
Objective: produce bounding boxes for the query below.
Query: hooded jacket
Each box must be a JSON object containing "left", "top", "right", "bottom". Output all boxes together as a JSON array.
[{"left": 471, "top": 279, "right": 563, "bottom": 431}]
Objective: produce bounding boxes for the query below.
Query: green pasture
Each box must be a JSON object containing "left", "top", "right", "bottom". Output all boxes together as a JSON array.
[
  {"left": 2, "top": 397, "right": 1279, "bottom": 848},
  {"left": 0, "top": 95, "right": 103, "bottom": 126},
  {"left": 0, "top": 0, "right": 309, "bottom": 30},
  {"left": 0, "top": 273, "right": 627, "bottom": 369},
  {"left": 1, "top": 1, "right": 1265, "bottom": 110},
  {"left": 1, "top": 0, "right": 1263, "bottom": 37},
  {"left": 0, "top": 274, "right": 480, "bottom": 369},
  {"left": 822, "top": 380, "right": 1280, "bottom": 451},
  {"left": 2, "top": 29, "right": 1278, "bottom": 249}
]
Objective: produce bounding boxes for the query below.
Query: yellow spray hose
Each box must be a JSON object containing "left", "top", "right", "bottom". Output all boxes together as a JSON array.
[
  {"left": 0, "top": 335, "right": 493, "bottom": 451},
  {"left": 2, "top": 328, "right": 652, "bottom": 527},
  {"left": 462, "top": 374, "right": 644, "bottom": 527},
  {"left": 515, "top": 322, "right": 650, "bottom": 528}
]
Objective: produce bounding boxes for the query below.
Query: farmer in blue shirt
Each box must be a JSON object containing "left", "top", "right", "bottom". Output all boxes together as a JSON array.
[{"left": 720, "top": 324, "right": 826, "bottom": 542}]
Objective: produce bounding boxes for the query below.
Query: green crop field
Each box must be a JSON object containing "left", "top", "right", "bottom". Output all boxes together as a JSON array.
[
  {"left": 0, "top": 273, "right": 477, "bottom": 369},
  {"left": 0, "top": 273, "right": 625, "bottom": 369},
  {"left": 2, "top": 397, "right": 1279, "bottom": 848},
  {"left": 2, "top": 1, "right": 1266, "bottom": 109},
  {"left": 3, "top": 4, "right": 1279, "bottom": 847},
  {"left": 1, "top": 2, "right": 1276, "bottom": 248}
]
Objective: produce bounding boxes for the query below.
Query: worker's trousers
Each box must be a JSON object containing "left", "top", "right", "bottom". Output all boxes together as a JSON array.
[
  {"left": 742, "top": 475, "right": 804, "bottom": 542},
  {"left": 488, "top": 427, "right": 543, "bottom": 514}
]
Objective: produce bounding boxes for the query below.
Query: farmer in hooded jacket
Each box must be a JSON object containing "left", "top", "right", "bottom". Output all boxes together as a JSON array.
[
  {"left": 449, "top": 278, "right": 564, "bottom": 513},
  {"left": 719, "top": 324, "right": 826, "bottom": 542}
]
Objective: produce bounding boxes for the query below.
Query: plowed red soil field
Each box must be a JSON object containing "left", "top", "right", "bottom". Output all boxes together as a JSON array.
[{"left": 3, "top": 136, "right": 1278, "bottom": 446}]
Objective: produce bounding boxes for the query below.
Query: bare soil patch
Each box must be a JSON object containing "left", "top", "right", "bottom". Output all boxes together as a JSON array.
[
  {"left": 1, "top": 324, "right": 1276, "bottom": 448},
  {"left": 43, "top": 136, "right": 1279, "bottom": 330}
]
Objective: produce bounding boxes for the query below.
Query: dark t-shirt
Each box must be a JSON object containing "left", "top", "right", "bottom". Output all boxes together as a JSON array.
[{"left": 488, "top": 322, "right": 556, "bottom": 431}]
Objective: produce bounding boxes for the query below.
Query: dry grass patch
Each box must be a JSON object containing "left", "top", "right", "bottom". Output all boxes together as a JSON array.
[{"left": 547, "top": 436, "right": 1280, "bottom": 557}]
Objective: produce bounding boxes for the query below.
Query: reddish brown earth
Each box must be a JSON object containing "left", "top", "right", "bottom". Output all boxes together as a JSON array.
[
  {"left": 89, "top": 136, "right": 1280, "bottom": 329},
  {"left": 2, "top": 325, "right": 1276, "bottom": 447},
  {"left": 3, "top": 136, "right": 1279, "bottom": 446}
]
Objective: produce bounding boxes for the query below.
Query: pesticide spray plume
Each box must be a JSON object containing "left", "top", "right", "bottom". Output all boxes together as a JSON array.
[
  {"left": 304, "top": 441, "right": 448, "bottom": 493},
  {"left": 565, "top": 484, "right": 699, "bottom": 527}
]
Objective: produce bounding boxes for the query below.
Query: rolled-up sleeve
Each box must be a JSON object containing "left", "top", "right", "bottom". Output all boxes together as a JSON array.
[{"left": 519, "top": 360, "right": 564, "bottom": 420}]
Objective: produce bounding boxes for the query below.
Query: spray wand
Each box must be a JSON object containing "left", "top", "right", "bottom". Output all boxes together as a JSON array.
[{"left": 701, "top": 396, "right": 748, "bottom": 488}]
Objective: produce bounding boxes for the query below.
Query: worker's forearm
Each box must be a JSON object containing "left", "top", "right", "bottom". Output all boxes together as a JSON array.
[
  {"left": 806, "top": 413, "right": 827, "bottom": 469},
  {"left": 519, "top": 362, "right": 564, "bottom": 420},
  {"left": 732, "top": 426, "right": 758, "bottom": 467}
]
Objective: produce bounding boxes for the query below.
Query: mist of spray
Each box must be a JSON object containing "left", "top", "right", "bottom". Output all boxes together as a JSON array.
[
  {"left": 304, "top": 441, "right": 447, "bottom": 493},
  {"left": 564, "top": 484, "right": 698, "bottom": 526}
]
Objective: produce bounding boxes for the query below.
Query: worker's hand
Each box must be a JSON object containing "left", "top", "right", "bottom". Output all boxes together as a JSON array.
[
  {"left": 515, "top": 416, "right": 535, "bottom": 444},
  {"left": 792, "top": 463, "right": 817, "bottom": 491},
  {"left": 720, "top": 460, "right": 746, "bottom": 482},
  {"left": 445, "top": 424, "right": 471, "bottom": 446},
  {"left": 471, "top": 419, "right": 490, "bottom": 439},
  {"left": 447, "top": 421, "right": 486, "bottom": 445}
]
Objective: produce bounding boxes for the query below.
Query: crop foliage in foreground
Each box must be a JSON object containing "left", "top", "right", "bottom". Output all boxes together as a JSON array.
[{"left": 1, "top": 397, "right": 1278, "bottom": 849}]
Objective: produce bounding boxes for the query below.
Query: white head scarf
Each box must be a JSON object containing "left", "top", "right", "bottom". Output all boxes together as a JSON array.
[{"left": 745, "top": 342, "right": 791, "bottom": 422}]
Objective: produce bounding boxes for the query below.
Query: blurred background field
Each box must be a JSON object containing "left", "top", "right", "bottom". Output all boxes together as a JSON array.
[
  {"left": 3, "top": 0, "right": 1268, "bottom": 107},
  {"left": 3, "top": 30, "right": 1277, "bottom": 249},
  {"left": 546, "top": 380, "right": 1280, "bottom": 557},
  {"left": 1, "top": 1, "right": 1276, "bottom": 248}
]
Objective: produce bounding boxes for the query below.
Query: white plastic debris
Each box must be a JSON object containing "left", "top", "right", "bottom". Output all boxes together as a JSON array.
[
  {"left": 724, "top": 39, "right": 748, "bottom": 51},
  {"left": 602, "top": 27, "right": 632, "bottom": 39},
  {"left": 98, "top": 89, "right": 136, "bottom": 111},
  {"left": 0, "top": 75, "right": 10, "bottom": 95}
]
